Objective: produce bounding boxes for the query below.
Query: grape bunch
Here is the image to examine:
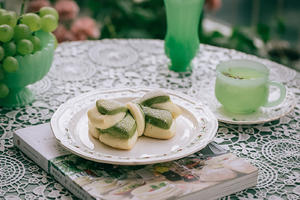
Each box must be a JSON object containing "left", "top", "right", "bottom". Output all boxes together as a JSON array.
[{"left": 0, "top": 7, "right": 58, "bottom": 99}]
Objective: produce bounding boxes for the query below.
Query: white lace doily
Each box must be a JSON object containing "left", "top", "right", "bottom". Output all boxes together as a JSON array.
[{"left": 0, "top": 39, "right": 299, "bottom": 200}]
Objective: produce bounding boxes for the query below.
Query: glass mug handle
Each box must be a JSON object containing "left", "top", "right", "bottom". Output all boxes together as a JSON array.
[{"left": 263, "top": 81, "right": 286, "bottom": 107}]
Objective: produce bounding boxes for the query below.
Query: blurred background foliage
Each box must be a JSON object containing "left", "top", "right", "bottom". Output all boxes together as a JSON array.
[
  {"left": 75, "top": 0, "right": 167, "bottom": 39},
  {"left": 6, "top": 0, "right": 300, "bottom": 71},
  {"left": 72, "top": 0, "right": 300, "bottom": 71}
]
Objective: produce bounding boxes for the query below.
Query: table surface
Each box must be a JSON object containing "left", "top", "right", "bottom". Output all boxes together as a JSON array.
[{"left": 0, "top": 39, "right": 299, "bottom": 200}]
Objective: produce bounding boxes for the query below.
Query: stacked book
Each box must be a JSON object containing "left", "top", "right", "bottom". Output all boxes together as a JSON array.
[{"left": 14, "top": 124, "right": 258, "bottom": 200}]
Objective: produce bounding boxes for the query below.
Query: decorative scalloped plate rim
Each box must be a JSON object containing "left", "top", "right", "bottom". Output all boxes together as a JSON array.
[{"left": 50, "top": 87, "right": 218, "bottom": 165}]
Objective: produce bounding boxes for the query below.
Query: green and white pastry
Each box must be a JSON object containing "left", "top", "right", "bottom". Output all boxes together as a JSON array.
[
  {"left": 127, "top": 102, "right": 145, "bottom": 136},
  {"left": 140, "top": 90, "right": 170, "bottom": 107},
  {"left": 151, "top": 100, "right": 182, "bottom": 119},
  {"left": 140, "top": 90, "right": 182, "bottom": 118},
  {"left": 143, "top": 122, "right": 176, "bottom": 140},
  {"left": 96, "top": 99, "right": 128, "bottom": 115},
  {"left": 87, "top": 106, "right": 126, "bottom": 130},
  {"left": 98, "top": 113, "right": 138, "bottom": 150},
  {"left": 87, "top": 92, "right": 182, "bottom": 150},
  {"left": 87, "top": 99, "right": 127, "bottom": 139},
  {"left": 99, "top": 130, "right": 138, "bottom": 150},
  {"left": 142, "top": 106, "right": 175, "bottom": 139}
]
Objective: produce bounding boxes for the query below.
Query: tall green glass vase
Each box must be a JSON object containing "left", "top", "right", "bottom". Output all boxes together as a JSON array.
[{"left": 164, "top": 0, "right": 204, "bottom": 72}]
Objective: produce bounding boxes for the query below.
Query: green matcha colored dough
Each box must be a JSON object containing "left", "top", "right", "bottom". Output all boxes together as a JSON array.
[
  {"left": 141, "top": 106, "right": 173, "bottom": 129},
  {"left": 141, "top": 96, "right": 170, "bottom": 106},
  {"left": 98, "top": 113, "right": 137, "bottom": 139},
  {"left": 96, "top": 99, "right": 128, "bottom": 115}
]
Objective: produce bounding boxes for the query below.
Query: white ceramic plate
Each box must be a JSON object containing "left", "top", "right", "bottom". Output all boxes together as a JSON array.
[
  {"left": 51, "top": 87, "right": 218, "bottom": 165},
  {"left": 206, "top": 89, "right": 296, "bottom": 125}
]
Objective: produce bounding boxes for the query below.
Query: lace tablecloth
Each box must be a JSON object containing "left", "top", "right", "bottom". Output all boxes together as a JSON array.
[{"left": 0, "top": 39, "right": 299, "bottom": 200}]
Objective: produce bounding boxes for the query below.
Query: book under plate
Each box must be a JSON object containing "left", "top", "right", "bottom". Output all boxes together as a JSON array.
[{"left": 14, "top": 123, "right": 258, "bottom": 200}]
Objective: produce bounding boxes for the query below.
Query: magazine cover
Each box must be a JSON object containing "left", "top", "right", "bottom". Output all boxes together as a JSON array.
[
  {"left": 50, "top": 149, "right": 257, "bottom": 200},
  {"left": 14, "top": 124, "right": 258, "bottom": 200}
]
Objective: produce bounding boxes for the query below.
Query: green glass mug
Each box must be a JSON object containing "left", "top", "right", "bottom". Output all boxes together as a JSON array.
[{"left": 215, "top": 59, "right": 286, "bottom": 114}]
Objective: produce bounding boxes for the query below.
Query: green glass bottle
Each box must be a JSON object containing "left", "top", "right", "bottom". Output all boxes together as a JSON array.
[{"left": 164, "top": 0, "right": 204, "bottom": 72}]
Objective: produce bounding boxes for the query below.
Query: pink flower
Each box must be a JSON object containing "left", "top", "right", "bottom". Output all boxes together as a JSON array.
[
  {"left": 27, "top": 0, "right": 51, "bottom": 12},
  {"left": 54, "top": 0, "right": 79, "bottom": 21},
  {"left": 205, "top": 0, "right": 222, "bottom": 11},
  {"left": 53, "top": 24, "right": 75, "bottom": 42},
  {"left": 71, "top": 17, "right": 100, "bottom": 40}
]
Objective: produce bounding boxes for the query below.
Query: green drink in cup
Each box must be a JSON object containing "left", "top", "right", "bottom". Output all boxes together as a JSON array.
[
  {"left": 215, "top": 59, "right": 286, "bottom": 114},
  {"left": 164, "top": 0, "right": 204, "bottom": 72}
]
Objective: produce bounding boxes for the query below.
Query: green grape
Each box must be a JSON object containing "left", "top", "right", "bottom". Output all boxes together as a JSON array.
[
  {"left": 41, "top": 14, "right": 58, "bottom": 32},
  {"left": 17, "top": 39, "right": 33, "bottom": 55},
  {"left": 13, "top": 24, "right": 31, "bottom": 41},
  {"left": 3, "top": 41, "right": 16, "bottom": 56},
  {"left": 0, "top": 83, "right": 9, "bottom": 98},
  {"left": 0, "top": 11, "right": 17, "bottom": 27},
  {"left": 39, "top": 7, "right": 59, "bottom": 20},
  {"left": 0, "top": 24, "right": 13, "bottom": 42},
  {"left": 29, "top": 35, "right": 41, "bottom": 52},
  {"left": 3, "top": 56, "right": 19, "bottom": 73},
  {"left": 0, "top": 46, "right": 4, "bottom": 61},
  {"left": 20, "top": 13, "right": 41, "bottom": 32}
]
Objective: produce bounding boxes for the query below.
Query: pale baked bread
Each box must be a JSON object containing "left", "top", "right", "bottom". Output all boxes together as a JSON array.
[
  {"left": 151, "top": 101, "right": 182, "bottom": 119},
  {"left": 127, "top": 102, "right": 145, "bottom": 136},
  {"left": 88, "top": 120, "right": 99, "bottom": 139},
  {"left": 87, "top": 107, "right": 125, "bottom": 129},
  {"left": 143, "top": 121, "right": 175, "bottom": 139},
  {"left": 99, "top": 130, "right": 138, "bottom": 150}
]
